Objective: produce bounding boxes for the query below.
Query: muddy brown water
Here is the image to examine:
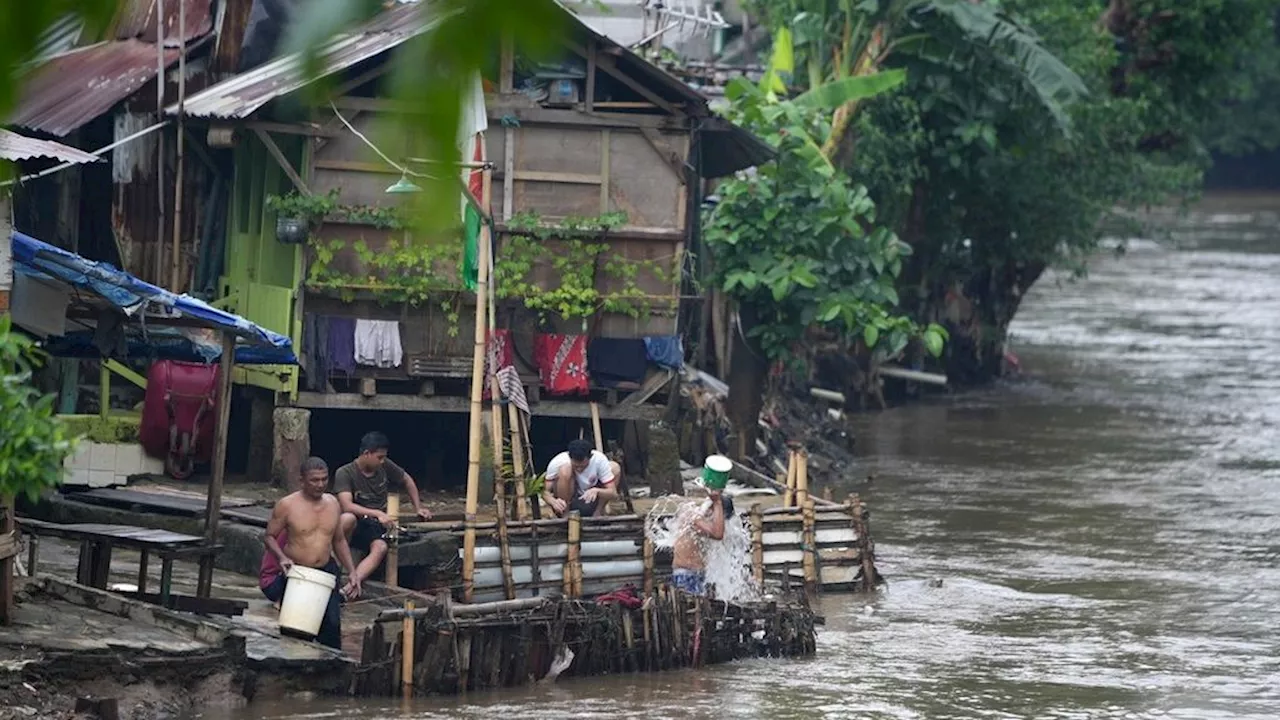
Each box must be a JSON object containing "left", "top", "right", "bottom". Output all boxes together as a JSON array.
[{"left": 219, "top": 209, "right": 1280, "bottom": 719}]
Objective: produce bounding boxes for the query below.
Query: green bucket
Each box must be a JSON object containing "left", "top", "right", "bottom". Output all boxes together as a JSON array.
[{"left": 702, "top": 455, "right": 732, "bottom": 490}]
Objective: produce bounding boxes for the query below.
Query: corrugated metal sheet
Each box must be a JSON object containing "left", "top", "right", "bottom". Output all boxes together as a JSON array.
[
  {"left": 0, "top": 129, "right": 101, "bottom": 164},
  {"left": 115, "top": 0, "right": 214, "bottom": 46},
  {"left": 173, "top": 2, "right": 431, "bottom": 118},
  {"left": 8, "top": 41, "right": 180, "bottom": 137},
  {"left": 29, "top": 14, "right": 86, "bottom": 64}
]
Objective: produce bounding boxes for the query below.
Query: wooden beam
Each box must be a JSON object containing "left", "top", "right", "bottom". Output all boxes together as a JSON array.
[
  {"left": 252, "top": 127, "right": 310, "bottom": 195},
  {"left": 295, "top": 391, "right": 663, "bottom": 421},
  {"left": 599, "top": 129, "right": 611, "bottom": 212},
  {"left": 313, "top": 159, "right": 398, "bottom": 174},
  {"left": 618, "top": 369, "right": 674, "bottom": 408},
  {"left": 333, "top": 62, "right": 393, "bottom": 98},
  {"left": 502, "top": 127, "right": 515, "bottom": 221},
  {"left": 245, "top": 121, "right": 336, "bottom": 138},
  {"left": 499, "top": 35, "right": 515, "bottom": 94},
  {"left": 199, "top": 332, "right": 236, "bottom": 595},
  {"left": 639, "top": 126, "right": 688, "bottom": 185},
  {"left": 104, "top": 359, "right": 147, "bottom": 390},
  {"left": 484, "top": 102, "right": 686, "bottom": 131},
  {"left": 496, "top": 170, "right": 602, "bottom": 185},
  {"left": 565, "top": 41, "right": 683, "bottom": 117},
  {"left": 585, "top": 42, "right": 597, "bottom": 113}
]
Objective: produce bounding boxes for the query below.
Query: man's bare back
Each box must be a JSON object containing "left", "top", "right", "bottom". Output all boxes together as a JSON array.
[{"left": 273, "top": 491, "right": 341, "bottom": 568}]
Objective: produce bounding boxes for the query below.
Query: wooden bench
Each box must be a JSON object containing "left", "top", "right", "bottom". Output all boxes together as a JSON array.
[{"left": 17, "top": 518, "right": 239, "bottom": 614}]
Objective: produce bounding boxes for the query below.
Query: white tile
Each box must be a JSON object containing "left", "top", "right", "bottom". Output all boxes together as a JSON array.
[
  {"left": 69, "top": 442, "right": 93, "bottom": 470},
  {"left": 62, "top": 467, "right": 89, "bottom": 486},
  {"left": 88, "top": 469, "right": 115, "bottom": 488},
  {"left": 114, "top": 443, "right": 142, "bottom": 476},
  {"left": 140, "top": 453, "right": 165, "bottom": 477},
  {"left": 89, "top": 442, "right": 115, "bottom": 471},
  {"left": 112, "top": 473, "right": 131, "bottom": 487}
]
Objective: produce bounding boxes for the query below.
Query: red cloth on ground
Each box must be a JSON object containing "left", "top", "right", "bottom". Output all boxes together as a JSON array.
[
  {"left": 482, "top": 329, "right": 514, "bottom": 400},
  {"left": 259, "top": 530, "right": 288, "bottom": 589},
  {"left": 533, "top": 333, "right": 589, "bottom": 396},
  {"left": 594, "top": 585, "right": 643, "bottom": 609}
]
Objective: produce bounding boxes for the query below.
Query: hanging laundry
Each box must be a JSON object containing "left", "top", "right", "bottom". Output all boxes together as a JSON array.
[
  {"left": 533, "top": 333, "right": 589, "bottom": 396},
  {"left": 644, "top": 335, "right": 685, "bottom": 370},
  {"left": 587, "top": 337, "right": 648, "bottom": 388},
  {"left": 483, "top": 329, "right": 515, "bottom": 401},
  {"left": 354, "top": 319, "right": 403, "bottom": 368},
  {"left": 498, "top": 366, "right": 530, "bottom": 414},
  {"left": 301, "top": 313, "right": 331, "bottom": 391},
  {"left": 328, "top": 317, "right": 357, "bottom": 377}
]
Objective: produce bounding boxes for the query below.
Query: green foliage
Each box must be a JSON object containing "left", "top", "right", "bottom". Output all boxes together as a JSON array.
[
  {"left": 706, "top": 79, "right": 945, "bottom": 362},
  {"left": 59, "top": 415, "right": 140, "bottom": 444},
  {"left": 493, "top": 212, "right": 675, "bottom": 322},
  {"left": 0, "top": 316, "right": 77, "bottom": 501}
]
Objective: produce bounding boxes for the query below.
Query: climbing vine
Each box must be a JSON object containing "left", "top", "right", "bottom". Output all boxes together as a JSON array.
[
  {"left": 494, "top": 211, "right": 676, "bottom": 323},
  {"left": 272, "top": 190, "right": 679, "bottom": 327}
]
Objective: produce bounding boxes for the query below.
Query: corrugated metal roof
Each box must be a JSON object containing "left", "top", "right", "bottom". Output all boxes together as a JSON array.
[
  {"left": 8, "top": 40, "right": 180, "bottom": 137},
  {"left": 173, "top": 2, "right": 430, "bottom": 118},
  {"left": 115, "top": 0, "right": 214, "bottom": 46},
  {"left": 0, "top": 129, "right": 101, "bottom": 164},
  {"left": 29, "top": 14, "right": 86, "bottom": 64}
]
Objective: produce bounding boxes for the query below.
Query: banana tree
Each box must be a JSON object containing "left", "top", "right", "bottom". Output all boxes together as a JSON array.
[{"left": 749, "top": 0, "right": 1088, "bottom": 159}]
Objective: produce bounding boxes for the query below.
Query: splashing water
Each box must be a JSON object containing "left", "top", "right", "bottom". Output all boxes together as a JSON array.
[{"left": 645, "top": 495, "right": 761, "bottom": 603}]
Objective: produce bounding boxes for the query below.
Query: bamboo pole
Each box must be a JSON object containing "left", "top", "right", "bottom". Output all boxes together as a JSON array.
[
  {"left": 642, "top": 535, "right": 654, "bottom": 598},
  {"left": 386, "top": 494, "right": 400, "bottom": 587},
  {"left": 590, "top": 402, "right": 604, "bottom": 452},
  {"left": 801, "top": 498, "right": 817, "bottom": 597},
  {"left": 401, "top": 600, "right": 415, "bottom": 698},
  {"left": 783, "top": 450, "right": 797, "bottom": 508},
  {"left": 198, "top": 332, "right": 235, "bottom": 597},
  {"left": 462, "top": 159, "right": 494, "bottom": 602},
  {"left": 497, "top": 503, "right": 515, "bottom": 600},
  {"left": 489, "top": 378, "right": 506, "bottom": 516},
  {"left": 567, "top": 510, "right": 582, "bottom": 598},
  {"left": 750, "top": 503, "right": 764, "bottom": 587},
  {"left": 506, "top": 402, "right": 528, "bottom": 520},
  {"left": 170, "top": 0, "right": 186, "bottom": 291},
  {"left": 795, "top": 450, "right": 810, "bottom": 509}
]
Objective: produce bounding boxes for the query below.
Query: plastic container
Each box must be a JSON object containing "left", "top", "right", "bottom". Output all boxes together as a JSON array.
[
  {"left": 702, "top": 455, "right": 732, "bottom": 490},
  {"left": 278, "top": 565, "right": 336, "bottom": 639}
]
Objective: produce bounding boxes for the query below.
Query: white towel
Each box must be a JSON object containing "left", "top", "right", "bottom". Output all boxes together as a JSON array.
[{"left": 354, "top": 319, "right": 403, "bottom": 368}]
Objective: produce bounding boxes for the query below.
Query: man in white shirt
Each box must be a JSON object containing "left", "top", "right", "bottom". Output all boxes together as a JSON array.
[{"left": 542, "top": 439, "right": 621, "bottom": 517}]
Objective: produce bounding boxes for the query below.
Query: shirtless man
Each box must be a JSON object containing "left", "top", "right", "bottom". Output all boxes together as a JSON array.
[
  {"left": 542, "top": 439, "right": 622, "bottom": 517},
  {"left": 260, "top": 457, "right": 360, "bottom": 649},
  {"left": 671, "top": 491, "right": 730, "bottom": 596}
]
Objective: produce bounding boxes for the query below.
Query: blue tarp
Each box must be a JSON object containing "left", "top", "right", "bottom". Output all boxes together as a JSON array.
[{"left": 10, "top": 231, "right": 297, "bottom": 365}]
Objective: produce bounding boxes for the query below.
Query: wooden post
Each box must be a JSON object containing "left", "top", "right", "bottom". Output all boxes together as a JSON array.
[
  {"left": 385, "top": 494, "right": 400, "bottom": 588},
  {"left": 795, "top": 450, "right": 809, "bottom": 509},
  {"left": 401, "top": 600, "right": 415, "bottom": 698},
  {"left": 566, "top": 510, "right": 582, "bottom": 598},
  {"left": 1, "top": 499, "right": 14, "bottom": 625},
  {"left": 590, "top": 401, "right": 604, "bottom": 452},
  {"left": 642, "top": 535, "right": 654, "bottom": 599},
  {"left": 98, "top": 361, "right": 110, "bottom": 419},
  {"left": 750, "top": 503, "right": 764, "bottom": 587},
  {"left": 497, "top": 510, "right": 515, "bottom": 600},
  {"left": 801, "top": 498, "right": 817, "bottom": 597},
  {"left": 783, "top": 450, "right": 797, "bottom": 508},
  {"left": 850, "top": 493, "right": 877, "bottom": 592},
  {"left": 506, "top": 402, "right": 529, "bottom": 520},
  {"left": 462, "top": 155, "right": 494, "bottom": 602},
  {"left": 198, "top": 331, "right": 236, "bottom": 596}
]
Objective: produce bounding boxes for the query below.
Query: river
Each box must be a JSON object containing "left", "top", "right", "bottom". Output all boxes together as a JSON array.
[{"left": 227, "top": 201, "right": 1280, "bottom": 719}]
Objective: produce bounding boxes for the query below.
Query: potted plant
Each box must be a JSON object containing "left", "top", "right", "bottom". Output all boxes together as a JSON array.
[{"left": 265, "top": 189, "right": 340, "bottom": 245}]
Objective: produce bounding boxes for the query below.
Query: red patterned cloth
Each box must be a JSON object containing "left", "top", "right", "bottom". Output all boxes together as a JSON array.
[
  {"left": 482, "top": 329, "right": 514, "bottom": 400},
  {"left": 533, "top": 333, "right": 589, "bottom": 396}
]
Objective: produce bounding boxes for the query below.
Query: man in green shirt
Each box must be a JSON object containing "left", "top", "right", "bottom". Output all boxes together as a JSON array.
[{"left": 333, "top": 431, "right": 432, "bottom": 585}]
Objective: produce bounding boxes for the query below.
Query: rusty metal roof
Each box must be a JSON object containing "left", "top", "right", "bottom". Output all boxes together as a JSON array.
[
  {"left": 173, "top": 2, "right": 430, "bottom": 119},
  {"left": 8, "top": 41, "right": 180, "bottom": 137},
  {"left": 0, "top": 128, "right": 101, "bottom": 164},
  {"left": 114, "top": 0, "right": 214, "bottom": 46}
]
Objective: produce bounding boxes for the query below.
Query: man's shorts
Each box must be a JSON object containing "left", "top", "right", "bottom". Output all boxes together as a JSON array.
[
  {"left": 671, "top": 568, "right": 706, "bottom": 596},
  {"left": 350, "top": 516, "right": 389, "bottom": 552}
]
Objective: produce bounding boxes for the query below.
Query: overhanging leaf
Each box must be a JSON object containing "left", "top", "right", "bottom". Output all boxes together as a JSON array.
[{"left": 793, "top": 69, "right": 908, "bottom": 110}]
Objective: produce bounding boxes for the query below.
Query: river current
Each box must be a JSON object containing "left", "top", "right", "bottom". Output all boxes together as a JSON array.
[{"left": 230, "top": 197, "right": 1280, "bottom": 719}]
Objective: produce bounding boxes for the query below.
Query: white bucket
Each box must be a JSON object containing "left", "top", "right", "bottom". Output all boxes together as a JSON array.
[{"left": 278, "top": 565, "right": 336, "bottom": 638}]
